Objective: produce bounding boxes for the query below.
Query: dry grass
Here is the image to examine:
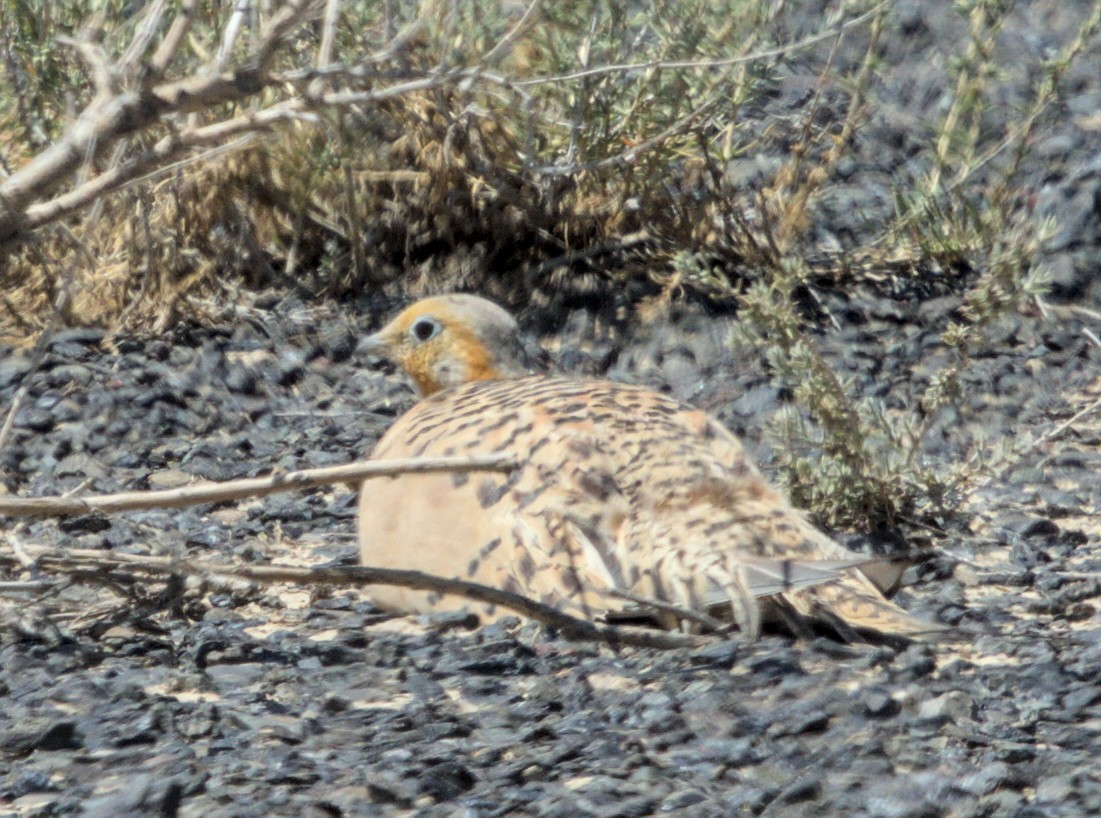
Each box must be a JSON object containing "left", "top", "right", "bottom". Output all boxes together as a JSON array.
[{"left": 0, "top": 0, "right": 888, "bottom": 335}]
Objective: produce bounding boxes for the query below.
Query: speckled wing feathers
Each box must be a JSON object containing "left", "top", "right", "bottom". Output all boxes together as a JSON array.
[{"left": 358, "top": 376, "right": 939, "bottom": 638}]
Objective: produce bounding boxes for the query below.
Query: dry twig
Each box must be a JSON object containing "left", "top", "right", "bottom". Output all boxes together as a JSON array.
[
  {"left": 0, "top": 581, "right": 53, "bottom": 593},
  {"left": 6, "top": 544, "right": 714, "bottom": 651},
  {"left": 1029, "top": 395, "right": 1101, "bottom": 451},
  {"left": 0, "top": 454, "right": 517, "bottom": 518}
]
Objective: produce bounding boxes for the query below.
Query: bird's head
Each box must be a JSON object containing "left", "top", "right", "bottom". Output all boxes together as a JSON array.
[{"left": 360, "top": 293, "right": 538, "bottom": 396}]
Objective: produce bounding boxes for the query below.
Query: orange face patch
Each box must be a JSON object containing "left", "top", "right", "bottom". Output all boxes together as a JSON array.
[
  {"left": 403, "top": 342, "right": 442, "bottom": 395},
  {"left": 379, "top": 300, "right": 505, "bottom": 396},
  {"left": 447, "top": 323, "right": 498, "bottom": 385}
]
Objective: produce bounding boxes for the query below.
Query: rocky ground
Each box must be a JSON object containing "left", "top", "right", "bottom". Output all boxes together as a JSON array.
[{"left": 4, "top": 2, "right": 1101, "bottom": 817}]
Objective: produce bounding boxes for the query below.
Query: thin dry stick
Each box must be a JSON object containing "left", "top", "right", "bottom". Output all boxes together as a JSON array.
[
  {"left": 316, "top": 0, "right": 342, "bottom": 71},
  {"left": 1029, "top": 395, "right": 1101, "bottom": 452},
  {"left": 119, "top": 0, "right": 171, "bottom": 68},
  {"left": 514, "top": 0, "right": 888, "bottom": 86},
  {"left": 11, "top": 545, "right": 713, "bottom": 650},
  {"left": 482, "top": 0, "right": 543, "bottom": 65},
  {"left": 609, "top": 587, "right": 728, "bottom": 632},
  {"left": 61, "top": 36, "right": 119, "bottom": 98},
  {"left": 150, "top": 0, "right": 197, "bottom": 76},
  {"left": 0, "top": 454, "right": 518, "bottom": 518},
  {"left": 215, "top": 0, "right": 251, "bottom": 70},
  {"left": 0, "top": 581, "right": 53, "bottom": 593},
  {"left": 0, "top": 388, "right": 27, "bottom": 457}
]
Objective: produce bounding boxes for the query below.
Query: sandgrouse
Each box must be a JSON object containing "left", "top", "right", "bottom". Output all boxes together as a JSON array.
[{"left": 357, "top": 293, "right": 941, "bottom": 639}]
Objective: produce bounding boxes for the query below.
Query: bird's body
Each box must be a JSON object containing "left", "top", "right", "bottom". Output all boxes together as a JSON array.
[{"left": 358, "top": 294, "right": 940, "bottom": 639}]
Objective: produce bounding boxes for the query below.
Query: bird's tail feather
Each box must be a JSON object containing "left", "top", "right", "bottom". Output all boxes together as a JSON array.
[
  {"left": 798, "top": 573, "right": 948, "bottom": 638},
  {"left": 736, "top": 556, "right": 892, "bottom": 597},
  {"left": 697, "top": 558, "right": 945, "bottom": 641}
]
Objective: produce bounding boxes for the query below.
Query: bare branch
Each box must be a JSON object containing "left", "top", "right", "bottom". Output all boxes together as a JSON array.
[
  {"left": 0, "top": 454, "right": 518, "bottom": 518},
  {"left": 0, "top": 388, "right": 27, "bottom": 458},
  {"left": 57, "top": 36, "right": 119, "bottom": 98},
  {"left": 0, "top": 0, "right": 887, "bottom": 248},
  {"left": 8, "top": 544, "right": 714, "bottom": 650},
  {"left": 482, "top": 0, "right": 543, "bottom": 65},
  {"left": 23, "top": 101, "right": 310, "bottom": 230},
  {"left": 21, "top": 66, "right": 522, "bottom": 229},
  {"left": 317, "top": 0, "right": 342, "bottom": 69},
  {"left": 308, "top": 0, "right": 343, "bottom": 100},
  {"left": 150, "top": 0, "right": 197, "bottom": 76},
  {"left": 216, "top": 0, "right": 252, "bottom": 70},
  {"left": 120, "top": 0, "right": 172, "bottom": 68},
  {"left": 319, "top": 72, "right": 477, "bottom": 107},
  {"left": 0, "top": 0, "right": 320, "bottom": 245},
  {"left": 0, "top": 0, "right": 540, "bottom": 247},
  {"left": 257, "top": 0, "right": 320, "bottom": 69}
]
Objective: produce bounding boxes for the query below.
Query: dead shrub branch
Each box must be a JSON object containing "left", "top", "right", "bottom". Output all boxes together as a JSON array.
[
  {"left": 0, "top": 454, "right": 517, "bottom": 518},
  {"left": 0, "top": 0, "right": 891, "bottom": 252},
  {"left": 0, "top": 0, "right": 912, "bottom": 341},
  {"left": 5, "top": 543, "right": 712, "bottom": 651},
  {"left": 0, "top": 0, "right": 318, "bottom": 245}
]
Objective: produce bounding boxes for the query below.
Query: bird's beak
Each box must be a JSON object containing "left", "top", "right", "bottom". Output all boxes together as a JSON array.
[{"left": 356, "top": 332, "right": 389, "bottom": 358}]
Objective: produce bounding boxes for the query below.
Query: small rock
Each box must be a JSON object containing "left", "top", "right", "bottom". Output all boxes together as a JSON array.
[
  {"left": 660, "top": 789, "right": 707, "bottom": 811},
  {"left": 0, "top": 355, "right": 33, "bottom": 389},
  {"left": 861, "top": 687, "right": 902, "bottom": 719},
  {"left": 0, "top": 719, "right": 82, "bottom": 754},
  {"left": 147, "top": 468, "right": 194, "bottom": 489},
  {"left": 418, "top": 761, "right": 476, "bottom": 802}
]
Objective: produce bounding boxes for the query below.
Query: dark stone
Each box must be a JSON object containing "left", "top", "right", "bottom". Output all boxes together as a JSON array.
[
  {"left": 1020, "top": 519, "right": 1061, "bottom": 539},
  {"left": 1063, "top": 686, "right": 1101, "bottom": 711},
  {"left": 48, "top": 328, "right": 106, "bottom": 348},
  {"left": 0, "top": 355, "right": 34, "bottom": 389},
  {"left": 278, "top": 353, "right": 307, "bottom": 386},
  {"left": 0, "top": 720, "right": 81, "bottom": 754},
  {"left": 6, "top": 768, "right": 57, "bottom": 797},
  {"left": 16, "top": 409, "right": 54, "bottom": 432},
  {"left": 225, "top": 365, "right": 260, "bottom": 395},
  {"left": 861, "top": 686, "right": 902, "bottom": 719},
  {"left": 418, "top": 761, "right": 476, "bottom": 802},
  {"left": 57, "top": 513, "right": 111, "bottom": 534},
  {"left": 687, "top": 641, "right": 738, "bottom": 670}
]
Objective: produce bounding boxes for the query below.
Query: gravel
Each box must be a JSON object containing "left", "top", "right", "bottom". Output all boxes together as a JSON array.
[{"left": 3, "top": 3, "right": 1101, "bottom": 816}]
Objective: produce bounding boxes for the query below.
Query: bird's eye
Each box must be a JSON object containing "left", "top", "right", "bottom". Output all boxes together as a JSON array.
[{"left": 410, "top": 317, "right": 440, "bottom": 342}]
